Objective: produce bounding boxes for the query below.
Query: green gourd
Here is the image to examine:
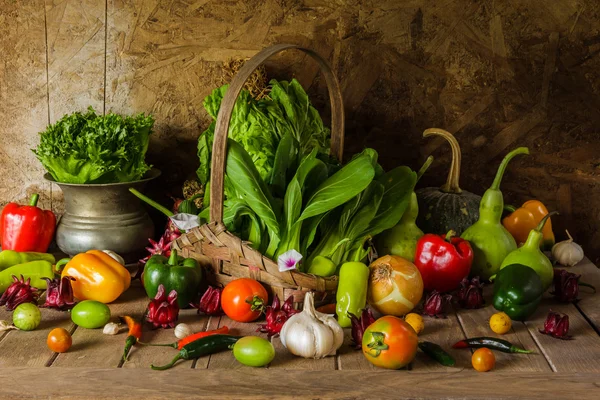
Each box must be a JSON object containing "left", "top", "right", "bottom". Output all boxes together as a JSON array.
[
  {"left": 461, "top": 147, "right": 529, "bottom": 281},
  {"left": 376, "top": 156, "right": 433, "bottom": 262},
  {"left": 499, "top": 212, "right": 557, "bottom": 290},
  {"left": 416, "top": 129, "right": 481, "bottom": 236}
]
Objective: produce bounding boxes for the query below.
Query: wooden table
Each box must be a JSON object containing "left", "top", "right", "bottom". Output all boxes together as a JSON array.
[{"left": 1, "top": 260, "right": 600, "bottom": 399}]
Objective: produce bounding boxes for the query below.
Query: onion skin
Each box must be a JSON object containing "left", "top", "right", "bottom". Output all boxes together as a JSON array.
[{"left": 367, "top": 255, "right": 424, "bottom": 316}]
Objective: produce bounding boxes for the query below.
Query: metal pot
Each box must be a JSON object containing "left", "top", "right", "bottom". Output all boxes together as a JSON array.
[{"left": 45, "top": 169, "right": 161, "bottom": 263}]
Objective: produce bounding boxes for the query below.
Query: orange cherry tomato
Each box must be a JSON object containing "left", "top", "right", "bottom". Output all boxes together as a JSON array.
[
  {"left": 472, "top": 348, "right": 495, "bottom": 372},
  {"left": 47, "top": 328, "right": 72, "bottom": 353},
  {"left": 221, "top": 278, "right": 268, "bottom": 322},
  {"left": 361, "top": 315, "right": 418, "bottom": 369}
]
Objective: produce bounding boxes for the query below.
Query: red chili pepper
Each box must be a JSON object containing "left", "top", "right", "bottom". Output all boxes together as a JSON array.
[
  {"left": 121, "top": 316, "right": 143, "bottom": 361},
  {"left": 414, "top": 230, "right": 474, "bottom": 293},
  {"left": 0, "top": 194, "right": 56, "bottom": 252},
  {"left": 140, "top": 326, "right": 230, "bottom": 350}
]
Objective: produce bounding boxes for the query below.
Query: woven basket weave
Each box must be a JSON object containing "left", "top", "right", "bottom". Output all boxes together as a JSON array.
[{"left": 172, "top": 44, "right": 345, "bottom": 305}]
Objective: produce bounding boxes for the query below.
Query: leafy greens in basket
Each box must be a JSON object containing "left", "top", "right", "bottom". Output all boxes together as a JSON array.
[
  {"left": 197, "top": 79, "right": 416, "bottom": 273},
  {"left": 34, "top": 107, "right": 154, "bottom": 184}
]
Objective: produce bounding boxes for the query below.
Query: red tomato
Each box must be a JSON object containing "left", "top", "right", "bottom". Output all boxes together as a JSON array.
[
  {"left": 47, "top": 328, "right": 72, "bottom": 353},
  {"left": 362, "top": 316, "right": 418, "bottom": 369},
  {"left": 221, "top": 278, "right": 268, "bottom": 322}
]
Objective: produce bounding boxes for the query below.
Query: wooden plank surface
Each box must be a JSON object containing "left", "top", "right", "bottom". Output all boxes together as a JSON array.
[
  {"left": 1, "top": 368, "right": 600, "bottom": 400},
  {"left": 564, "top": 260, "right": 600, "bottom": 331}
]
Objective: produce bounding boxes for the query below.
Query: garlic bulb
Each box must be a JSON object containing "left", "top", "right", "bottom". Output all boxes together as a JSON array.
[
  {"left": 103, "top": 322, "right": 121, "bottom": 335},
  {"left": 102, "top": 250, "right": 125, "bottom": 265},
  {"left": 174, "top": 323, "right": 193, "bottom": 339},
  {"left": 280, "top": 292, "right": 343, "bottom": 359},
  {"left": 552, "top": 230, "right": 584, "bottom": 267}
]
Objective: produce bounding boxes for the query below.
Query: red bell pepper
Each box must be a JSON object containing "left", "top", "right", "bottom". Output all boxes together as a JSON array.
[
  {"left": 414, "top": 230, "right": 473, "bottom": 293},
  {"left": 0, "top": 194, "right": 56, "bottom": 252}
]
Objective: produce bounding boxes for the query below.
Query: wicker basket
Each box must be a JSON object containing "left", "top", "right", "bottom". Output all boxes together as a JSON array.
[{"left": 172, "top": 44, "right": 345, "bottom": 305}]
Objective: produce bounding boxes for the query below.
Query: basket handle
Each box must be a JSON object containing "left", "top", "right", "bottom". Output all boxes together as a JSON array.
[{"left": 209, "top": 43, "right": 345, "bottom": 224}]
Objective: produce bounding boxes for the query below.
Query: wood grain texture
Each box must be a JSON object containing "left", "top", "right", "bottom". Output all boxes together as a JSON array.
[
  {"left": 1, "top": 368, "right": 600, "bottom": 399},
  {"left": 557, "top": 260, "right": 600, "bottom": 331}
]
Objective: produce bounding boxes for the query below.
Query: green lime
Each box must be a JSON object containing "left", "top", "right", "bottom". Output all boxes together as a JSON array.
[
  {"left": 71, "top": 300, "right": 111, "bottom": 329},
  {"left": 12, "top": 303, "right": 42, "bottom": 331}
]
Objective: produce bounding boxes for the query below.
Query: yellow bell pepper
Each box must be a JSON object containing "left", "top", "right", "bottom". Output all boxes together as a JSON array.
[
  {"left": 56, "top": 250, "right": 131, "bottom": 303},
  {"left": 502, "top": 200, "right": 555, "bottom": 250}
]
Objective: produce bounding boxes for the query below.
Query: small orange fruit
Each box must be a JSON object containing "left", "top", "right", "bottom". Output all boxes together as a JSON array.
[{"left": 47, "top": 328, "right": 72, "bottom": 353}]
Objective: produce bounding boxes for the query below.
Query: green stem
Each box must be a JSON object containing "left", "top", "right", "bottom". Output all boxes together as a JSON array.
[
  {"left": 510, "top": 346, "right": 534, "bottom": 354},
  {"left": 29, "top": 194, "right": 39, "bottom": 207},
  {"left": 150, "top": 354, "right": 182, "bottom": 370},
  {"left": 54, "top": 258, "right": 71, "bottom": 274},
  {"left": 326, "top": 238, "right": 350, "bottom": 259},
  {"left": 137, "top": 341, "right": 177, "bottom": 349},
  {"left": 423, "top": 128, "right": 463, "bottom": 194},
  {"left": 129, "top": 188, "right": 174, "bottom": 218},
  {"left": 168, "top": 249, "right": 178, "bottom": 266},
  {"left": 535, "top": 211, "right": 558, "bottom": 232},
  {"left": 417, "top": 156, "right": 434, "bottom": 183},
  {"left": 504, "top": 205, "right": 517, "bottom": 213},
  {"left": 445, "top": 230, "right": 456, "bottom": 242},
  {"left": 579, "top": 282, "right": 596, "bottom": 294},
  {"left": 491, "top": 147, "right": 529, "bottom": 190}
]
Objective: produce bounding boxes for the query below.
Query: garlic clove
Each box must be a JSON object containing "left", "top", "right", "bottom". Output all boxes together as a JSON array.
[
  {"left": 103, "top": 322, "right": 121, "bottom": 335},
  {"left": 174, "top": 323, "right": 193, "bottom": 339}
]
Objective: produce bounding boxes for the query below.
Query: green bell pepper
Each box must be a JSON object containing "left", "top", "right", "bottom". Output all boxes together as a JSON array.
[
  {"left": 0, "top": 250, "right": 55, "bottom": 271},
  {"left": 492, "top": 264, "right": 543, "bottom": 321},
  {"left": 143, "top": 250, "right": 202, "bottom": 309}
]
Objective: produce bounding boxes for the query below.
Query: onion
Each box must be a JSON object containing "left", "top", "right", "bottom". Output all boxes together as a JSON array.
[{"left": 367, "top": 255, "right": 424, "bottom": 316}]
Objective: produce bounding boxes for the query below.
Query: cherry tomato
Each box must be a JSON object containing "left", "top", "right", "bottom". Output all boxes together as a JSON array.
[
  {"left": 47, "top": 328, "right": 72, "bottom": 353},
  {"left": 362, "top": 315, "right": 418, "bottom": 369},
  {"left": 472, "top": 348, "right": 495, "bottom": 372},
  {"left": 221, "top": 278, "right": 268, "bottom": 322}
]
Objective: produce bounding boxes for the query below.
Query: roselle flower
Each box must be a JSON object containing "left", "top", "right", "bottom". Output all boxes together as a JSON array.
[
  {"left": 540, "top": 311, "right": 572, "bottom": 340},
  {"left": 349, "top": 308, "right": 376, "bottom": 349},
  {"left": 457, "top": 277, "right": 484, "bottom": 309},
  {"left": 551, "top": 270, "right": 596, "bottom": 303},
  {"left": 257, "top": 295, "right": 300, "bottom": 338},
  {"left": 146, "top": 284, "right": 179, "bottom": 329},
  {"left": 191, "top": 286, "right": 223, "bottom": 316},
  {"left": 423, "top": 290, "right": 452, "bottom": 318},
  {"left": 0, "top": 275, "right": 39, "bottom": 311},
  {"left": 41, "top": 276, "right": 76, "bottom": 310}
]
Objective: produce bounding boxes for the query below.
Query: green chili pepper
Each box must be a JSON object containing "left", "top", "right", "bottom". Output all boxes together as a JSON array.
[
  {"left": 0, "top": 250, "right": 55, "bottom": 271},
  {"left": 461, "top": 147, "right": 529, "bottom": 280},
  {"left": 0, "top": 260, "right": 55, "bottom": 292},
  {"left": 336, "top": 260, "right": 370, "bottom": 328},
  {"left": 452, "top": 337, "right": 533, "bottom": 354},
  {"left": 150, "top": 334, "right": 241, "bottom": 370},
  {"left": 418, "top": 341, "right": 456, "bottom": 366}
]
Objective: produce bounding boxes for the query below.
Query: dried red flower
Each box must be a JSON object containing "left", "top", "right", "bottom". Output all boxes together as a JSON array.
[
  {"left": 0, "top": 275, "right": 39, "bottom": 311},
  {"left": 423, "top": 290, "right": 452, "bottom": 318},
  {"left": 551, "top": 269, "right": 596, "bottom": 303},
  {"left": 540, "top": 311, "right": 572, "bottom": 340},
  {"left": 349, "top": 308, "right": 377, "bottom": 349},
  {"left": 257, "top": 295, "right": 300, "bottom": 338},
  {"left": 146, "top": 284, "right": 179, "bottom": 329},
  {"left": 41, "top": 276, "right": 76, "bottom": 310},
  {"left": 191, "top": 286, "right": 223, "bottom": 316},
  {"left": 457, "top": 276, "right": 484, "bottom": 309}
]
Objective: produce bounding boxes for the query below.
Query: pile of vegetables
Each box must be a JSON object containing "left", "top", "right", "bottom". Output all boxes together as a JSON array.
[{"left": 34, "top": 107, "right": 154, "bottom": 184}]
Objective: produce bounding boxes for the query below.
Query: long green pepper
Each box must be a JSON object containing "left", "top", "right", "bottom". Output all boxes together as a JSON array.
[
  {"left": 0, "top": 260, "right": 55, "bottom": 292},
  {"left": 0, "top": 250, "right": 55, "bottom": 271},
  {"left": 336, "top": 258, "right": 370, "bottom": 328}
]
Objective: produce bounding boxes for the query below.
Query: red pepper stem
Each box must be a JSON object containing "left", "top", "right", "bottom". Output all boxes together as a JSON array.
[
  {"left": 168, "top": 249, "right": 178, "bottom": 266},
  {"left": 491, "top": 147, "right": 529, "bottom": 191},
  {"left": 445, "top": 230, "right": 456, "bottom": 242},
  {"left": 151, "top": 353, "right": 182, "bottom": 370},
  {"left": 29, "top": 194, "right": 40, "bottom": 207},
  {"left": 128, "top": 188, "right": 174, "bottom": 218},
  {"left": 535, "top": 211, "right": 559, "bottom": 232}
]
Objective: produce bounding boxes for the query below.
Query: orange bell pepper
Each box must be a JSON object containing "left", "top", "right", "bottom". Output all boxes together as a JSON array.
[
  {"left": 55, "top": 250, "right": 131, "bottom": 303},
  {"left": 502, "top": 200, "right": 555, "bottom": 250}
]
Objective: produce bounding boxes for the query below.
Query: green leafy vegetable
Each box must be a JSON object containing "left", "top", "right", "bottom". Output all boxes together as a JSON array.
[{"left": 34, "top": 107, "right": 154, "bottom": 184}]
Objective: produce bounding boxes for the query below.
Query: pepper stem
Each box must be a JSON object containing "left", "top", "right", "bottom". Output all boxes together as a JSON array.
[
  {"left": 416, "top": 156, "right": 434, "bottom": 183},
  {"left": 168, "top": 249, "right": 178, "bottom": 266},
  {"left": 490, "top": 147, "right": 529, "bottom": 190},
  {"left": 510, "top": 346, "right": 534, "bottom": 354},
  {"left": 129, "top": 188, "right": 174, "bottom": 217},
  {"left": 29, "top": 194, "right": 40, "bottom": 207},
  {"left": 445, "top": 230, "right": 456, "bottom": 242},
  {"left": 423, "top": 128, "right": 462, "bottom": 194},
  {"left": 137, "top": 341, "right": 178, "bottom": 349},
  {"left": 150, "top": 354, "right": 182, "bottom": 370},
  {"left": 504, "top": 205, "right": 517, "bottom": 213},
  {"left": 535, "top": 211, "right": 559, "bottom": 232},
  {"left": 54, "top": 258, "right": 71, "bottom": 274}
]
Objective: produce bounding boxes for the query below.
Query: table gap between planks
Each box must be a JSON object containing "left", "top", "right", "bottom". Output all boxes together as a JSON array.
[{"left": 1, "top": 259, "right": 600, "bottom": 399}]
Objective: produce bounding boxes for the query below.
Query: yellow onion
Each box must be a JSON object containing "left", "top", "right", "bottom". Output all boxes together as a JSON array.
[{"left": 367, "top": 255, "right": 424, "bottom": 316}]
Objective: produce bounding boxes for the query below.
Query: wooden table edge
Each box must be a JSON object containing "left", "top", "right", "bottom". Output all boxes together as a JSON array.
[{"left": 0, "top": 368, "right": 599, "bottom": 399}]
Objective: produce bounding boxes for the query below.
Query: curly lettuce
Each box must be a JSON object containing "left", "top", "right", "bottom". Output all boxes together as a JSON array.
[{"left": 33, "top": 107, "right": 154, "bottom": 184}]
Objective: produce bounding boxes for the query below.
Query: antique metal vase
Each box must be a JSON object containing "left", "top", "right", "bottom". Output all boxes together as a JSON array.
[{"left": 45, "top": 169, "right": 160, "bottom": 262}]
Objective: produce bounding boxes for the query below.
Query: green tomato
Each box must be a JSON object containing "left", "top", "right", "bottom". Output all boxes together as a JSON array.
[
  {"left": 12, "top": 303, "right": 41, "bottom": 331},
  {"left": 71, "top": 300, "right": 111, "bottom": 329},
  {"left": 232, "top": 336, "right": 275, "bottom": 367}
]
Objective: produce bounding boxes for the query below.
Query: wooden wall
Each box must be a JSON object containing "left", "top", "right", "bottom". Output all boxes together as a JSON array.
[{"left": 1, "top": 0, "right": 600, "bottom": 261}]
